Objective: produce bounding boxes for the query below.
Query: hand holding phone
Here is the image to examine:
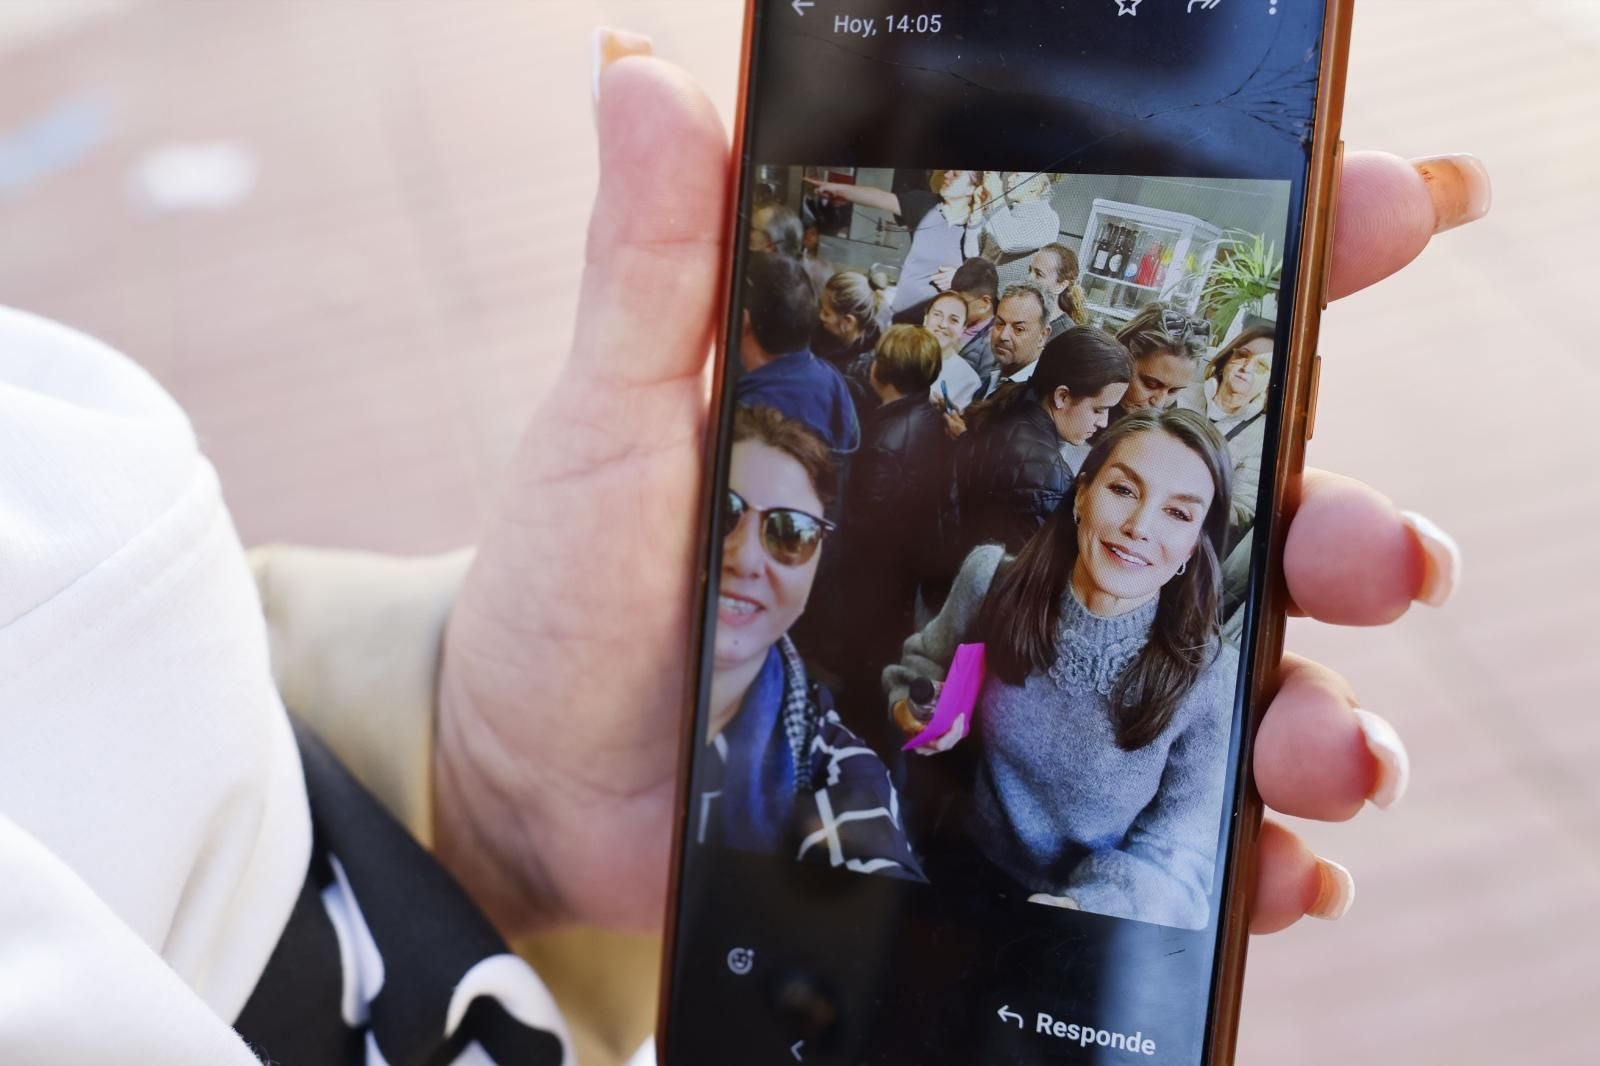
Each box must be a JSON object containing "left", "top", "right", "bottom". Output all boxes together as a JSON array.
[
  {"left": 423, "top": 23, "right": 1478, "bottom": 1066},
  {"left": 661, "top": 3, "right": 1362, "bottom": 1063}
]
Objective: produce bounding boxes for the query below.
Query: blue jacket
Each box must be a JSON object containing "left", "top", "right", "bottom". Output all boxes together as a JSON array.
[{"left": 735, "top": 348, "right": 861, "bottom": 454}]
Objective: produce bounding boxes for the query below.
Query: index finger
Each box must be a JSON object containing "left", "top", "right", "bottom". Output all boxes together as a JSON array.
[{"left": 1328, "top": 151, "right": 1491, "bottom": 302}]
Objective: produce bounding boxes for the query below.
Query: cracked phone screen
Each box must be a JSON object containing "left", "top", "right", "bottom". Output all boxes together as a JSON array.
[{"left": 666, "top": 3, "right": 1332, "bottom": 1064}]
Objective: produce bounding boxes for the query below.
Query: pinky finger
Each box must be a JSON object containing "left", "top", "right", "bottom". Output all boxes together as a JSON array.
[{"left": 1250, "top": 820, "right": 1357, "bottom": 935}]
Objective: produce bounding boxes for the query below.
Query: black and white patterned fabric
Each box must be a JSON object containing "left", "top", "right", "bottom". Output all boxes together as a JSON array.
[
  {"left": 234, "top": 720, "right": 570, "bottom": 1066},
  {"left": 699, "top": 637, "right": 926, "bottom": 882},
  {"left": 776, "top": 635, "right": 821, "bottom": 793}
]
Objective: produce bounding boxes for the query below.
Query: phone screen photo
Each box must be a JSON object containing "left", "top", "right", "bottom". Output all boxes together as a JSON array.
[{"left": 665, "top": 2, "right": 1343, "bottom": 1062}]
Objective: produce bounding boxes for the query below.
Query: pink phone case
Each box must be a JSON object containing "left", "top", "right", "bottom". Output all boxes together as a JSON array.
[{"left": 902, "top": 643, "right": 986, "bottom": 751}]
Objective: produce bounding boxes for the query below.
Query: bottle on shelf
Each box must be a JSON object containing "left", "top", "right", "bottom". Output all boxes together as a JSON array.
[
  {"left": 1136, "top": 241, "right": 1163, "bottom": 288},
  {"left": 1091, "top": 225, "right": 1113, "bottom": 276},
  {"left": 1126, "top": 240, "right": 1156, "bottom": 307},
  {"left": 1106, "top": 225, "right": 1129, "bottom": 280},
  {"left": 1095, "top": 225, "right": 1114, "bottom": 277},
  {"left": 1122, "top": 233, "right": 1142, "bottom": 284}
]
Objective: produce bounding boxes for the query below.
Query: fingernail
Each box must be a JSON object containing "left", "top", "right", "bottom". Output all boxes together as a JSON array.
[
  {"left": 1354, "top": 709, "right": 1410, "bottom": 810},
  {"left": 592, "top": 26, "right": 654, "bottom": 107},
  {"left": 1308, "top": 857, "right": 1356, "bottom": 921},
  {"left": 1412, "top": 154, "right": 1492, "bottom": 233},
  {"left": 1400, "top": 510, "right": 1463, "bottom": 607}
]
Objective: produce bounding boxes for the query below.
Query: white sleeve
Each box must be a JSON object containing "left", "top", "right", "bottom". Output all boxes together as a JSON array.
[
  {"left": 979, "top": 201, "right": 1062, "bottom": 255},
  {"left": 0, "top": 815, "right": 264, "bottom": 1064},
  {"left": 0, "top": 306, "right": 310, "bottom": 1024},
  {"left": 949, "top": 359, "right": 983, "bottom": 412}
]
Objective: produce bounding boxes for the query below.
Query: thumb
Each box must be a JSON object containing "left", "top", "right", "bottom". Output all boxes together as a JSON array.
[{"left": 579, "top": 46, "right": 730, "bottom": 391}]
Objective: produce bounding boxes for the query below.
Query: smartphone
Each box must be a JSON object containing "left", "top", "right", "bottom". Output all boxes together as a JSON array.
[{"left": 663, "top": 2, "right": 1349, "bottom": 1062}]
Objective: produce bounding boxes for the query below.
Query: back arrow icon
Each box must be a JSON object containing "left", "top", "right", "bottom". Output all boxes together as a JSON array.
[
  {"left": 998, "top": 1005, "right": 1024, "bottom": 1029},
  {"left": 792, "top": 0, "right": 814, "bottom": 14},
  {"left": 790, "top": 1039, "right": 806, "bottom": 1060}
]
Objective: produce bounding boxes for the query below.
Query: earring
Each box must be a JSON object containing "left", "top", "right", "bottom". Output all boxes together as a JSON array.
[
  {"left": 1177, "top": 561, "right": 1188, "bottom": 577},
  {"left": 1073, "top": 509, "right": 1081, "bottom": 525}
]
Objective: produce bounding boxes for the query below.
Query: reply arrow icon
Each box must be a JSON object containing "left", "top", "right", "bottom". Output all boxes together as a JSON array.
[{"left": 998, "top": 1005, "right": 1024, "bottom": 1029}]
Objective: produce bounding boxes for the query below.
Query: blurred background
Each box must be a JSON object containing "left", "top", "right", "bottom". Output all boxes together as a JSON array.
[{"left": 3, "top": 1, "right": 1597, "bottom": 1063}]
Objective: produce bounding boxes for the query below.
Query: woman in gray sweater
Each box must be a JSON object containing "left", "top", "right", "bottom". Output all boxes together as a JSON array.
[{"left": 886, "top": 408, "right": 1237, "bottom": 929}]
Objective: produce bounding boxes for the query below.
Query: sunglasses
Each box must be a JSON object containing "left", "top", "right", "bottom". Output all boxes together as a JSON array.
[
  {"left": 1161, "top": 310, "right": 1213, "bottom": 349},
  {"left": 723, "top": 490, "right": 835, "bottom": 567}
]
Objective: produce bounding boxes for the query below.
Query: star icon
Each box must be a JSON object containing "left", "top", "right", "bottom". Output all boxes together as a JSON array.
[{"left": 1116, "top": 0, "right": 1143, "bottom": 13}]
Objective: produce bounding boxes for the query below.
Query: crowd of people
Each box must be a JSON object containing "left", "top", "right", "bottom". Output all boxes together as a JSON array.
[{"left": 706, "top": 171, "right": 1279, "bottom": 929}]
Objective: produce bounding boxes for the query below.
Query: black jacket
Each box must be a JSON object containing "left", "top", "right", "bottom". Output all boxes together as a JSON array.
[
  {"left": 812, "top": 325, "right": 880, "bottom": 429},
  {"left": 840, "top": 390, "right": 953, "bottom": 670},
  {"left": 952, "top": 400, "right": 1074, "bottom": 558}
]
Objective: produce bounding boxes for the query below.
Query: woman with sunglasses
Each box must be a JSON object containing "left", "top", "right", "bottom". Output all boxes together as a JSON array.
[
  {"left": 703, "top": 404, "right": 923, "bottom": 879},
  {"left": 888, "top": 408, "right": 1236, "bottom": 928}
]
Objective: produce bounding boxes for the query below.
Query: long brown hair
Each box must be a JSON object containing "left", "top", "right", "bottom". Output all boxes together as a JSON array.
[
  {"left": 974, "top": 408, "right": 1233, "bottom": 750},
  {"left": 964, "top": 326, "right": 1132, "bottom": 436},
  {"left": 1035, "top": 242, "right": 1090, "bottom": 327}
]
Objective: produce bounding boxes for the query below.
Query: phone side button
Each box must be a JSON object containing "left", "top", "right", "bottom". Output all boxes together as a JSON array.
[
  {"left": 1320, "top": 140, "right": 1345, "bottom": 310},
  {"left": 1305, "top": 354, "right": 1324, "bottom": 441}
]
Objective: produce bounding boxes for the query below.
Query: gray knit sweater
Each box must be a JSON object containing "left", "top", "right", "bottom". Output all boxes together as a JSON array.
[{"left": 885, "top": 545, "right": 1239, "bottom": 929}]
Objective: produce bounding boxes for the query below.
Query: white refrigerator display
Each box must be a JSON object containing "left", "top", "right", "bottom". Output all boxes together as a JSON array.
[{"left": 1077, "top": 198, "right": 1224, "bottom": 329}]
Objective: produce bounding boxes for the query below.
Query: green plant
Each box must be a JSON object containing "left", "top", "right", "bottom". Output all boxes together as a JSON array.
[{"left": 1201, "top": 230, "right": 1283, "bottom": 334}]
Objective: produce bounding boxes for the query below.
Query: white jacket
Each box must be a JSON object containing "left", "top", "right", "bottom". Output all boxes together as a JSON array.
[
  {"left": 1184, "top": 375, "right": 1268, "bottom": 537},
  {"left": 0, "top": 306, "right": 309, "bottom": 1063}
]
